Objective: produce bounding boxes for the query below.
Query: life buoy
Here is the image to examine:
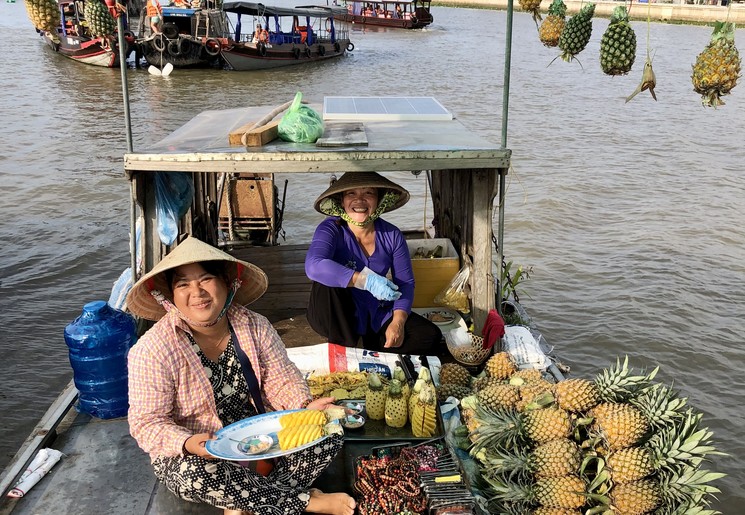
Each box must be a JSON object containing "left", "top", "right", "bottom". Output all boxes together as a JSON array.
[
  {"left": 346, "top": 41, "right": 354, "bottom": 52},
  {"left": 334, "top": 42, "right": 340, "bottom": 53},
  {"left": 292, "top": 47, "right": 300, "bottom": 59},
  {"left": 304, "top": 46, "right": 311, "bottom": 58},
  {"left": 168, "top": 38, "right": 181, "bottom": 56},
  {"left": 257, "top": 41, "right": 267, "bottom": 56},
  {"left": 204, "top": 38, "right": 220, "bottom": 56},
  {"left": 152, "top": 33, "right": 166, "bottom": 52},
  {"left": 318, "top": 44, "right": 325, "bottom": 56}
]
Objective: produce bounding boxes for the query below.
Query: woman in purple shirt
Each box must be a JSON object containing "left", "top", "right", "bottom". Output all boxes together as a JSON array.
[{"left": 305, "top": 172, "right": 444, "bottom": 356}]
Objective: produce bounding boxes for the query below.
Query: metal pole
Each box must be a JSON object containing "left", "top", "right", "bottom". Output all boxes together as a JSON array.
[
  {"left": 501, "top": 0, "right": 514, "bottom": 149},
  {"left": 116, "top": 14, "right": 137, "bottom": 286}
]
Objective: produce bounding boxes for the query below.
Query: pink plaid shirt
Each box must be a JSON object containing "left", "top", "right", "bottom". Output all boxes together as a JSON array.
[{"left": 127, "top": 304, "right": 311, "bottom": 460}]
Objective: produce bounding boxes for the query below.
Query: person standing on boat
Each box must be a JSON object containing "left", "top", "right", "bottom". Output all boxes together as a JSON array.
[
  {"left": 147, "top": 0, "right": 163, "bottom": 35},
  {"left": 305, "top": 172, "right": 444, "bottom": 356},
  {"left": 125, "top": 236, "right": 355, "bottom": 515}
]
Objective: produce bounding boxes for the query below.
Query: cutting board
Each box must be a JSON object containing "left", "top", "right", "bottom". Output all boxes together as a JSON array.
[{"left": 316, "top": 122, "right": 368, "bottom": 147}]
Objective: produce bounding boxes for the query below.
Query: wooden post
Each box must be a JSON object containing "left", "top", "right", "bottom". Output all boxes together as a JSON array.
[{"left": 470, "top": 169, "right": 496, "bottom": 335}]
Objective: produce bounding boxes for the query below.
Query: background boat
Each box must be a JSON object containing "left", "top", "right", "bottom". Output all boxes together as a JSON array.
[
  {"left": 337, "top": 0, "right": 434, "bottom": 29},
  {"left": 220, "top": 2, "right": 352, "bottom": 70}
]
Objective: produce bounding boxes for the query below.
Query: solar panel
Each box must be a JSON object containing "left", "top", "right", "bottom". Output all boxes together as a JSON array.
[{"left": 323, "top": 96, "right": 453, "bottom": 121}]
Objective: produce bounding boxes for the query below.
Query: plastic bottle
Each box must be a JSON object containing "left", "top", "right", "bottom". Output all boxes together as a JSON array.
[{"left": 64, "top": 301, "right": 137, "bottom": 419}]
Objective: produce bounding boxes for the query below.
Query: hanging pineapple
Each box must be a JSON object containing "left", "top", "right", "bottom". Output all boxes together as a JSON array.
[
  {"left": 384, "top": 378, "right": 408, "bottom": 428},
  {"left": 539, "top": 0, "right": 567, "bottom": 48},
  {"left": 23, "top": 0, "right": 60, "bottom": 33},
  {"left": 600, "top": 5, "right": 637, "bottom": 76},
  {"left": 519, "top": 0, "right": 542, "bottom": 30},
  {"left": 84, "top": 0, "right": 117, "bottom": 38},
  {"left": 365, "top": 372, "right": 386, "bottom": 421},
  {"left": 558, "top": 3, "right": 596, "bottom": 63},
  {"left": 692, "top": 21, "right": 741, "bottom": 107}
]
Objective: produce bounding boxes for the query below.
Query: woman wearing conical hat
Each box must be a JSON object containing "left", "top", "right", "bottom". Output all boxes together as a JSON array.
[
  {"left": 305, "top": 172, "right": 444, "bottom": 356},
  {"left": 125, "top": 236, "right": 355, "bottom": 515}
]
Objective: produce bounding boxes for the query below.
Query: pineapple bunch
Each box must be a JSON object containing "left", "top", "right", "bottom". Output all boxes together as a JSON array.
[
  {"left": 600, "top": 5, "right": 637, "bottom": 76},
  {"left": 24, "top": 0, "right": 60, "bottom": 33},
  {"left": 558, "top": 2, "right": 596, "bottom": 63},
  {"left": 539, "top": 0, "right": 567, "bottom": 48},
  {"left": 462, "top": 357, "right": 725, "bottom": 514},
  {"left": 692, "top": 21, "right": 742, "bottom": 107},
  {"left": 84, "top": 0, "right": 116, "bottom": 38}
]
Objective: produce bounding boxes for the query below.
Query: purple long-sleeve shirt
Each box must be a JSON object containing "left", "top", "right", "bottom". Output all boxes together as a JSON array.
[{"left": 305, "top": 217, "right": 415, "bottom": 334}]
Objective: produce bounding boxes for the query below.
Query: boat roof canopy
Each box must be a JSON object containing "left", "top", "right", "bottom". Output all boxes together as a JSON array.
[{"left": 222, "top": 2, "right": 347, "bottom": 17}]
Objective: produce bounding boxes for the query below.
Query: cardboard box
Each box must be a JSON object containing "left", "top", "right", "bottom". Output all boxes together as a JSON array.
[{"left": 406, "top": 238, "right": 460, "bottom": 308}]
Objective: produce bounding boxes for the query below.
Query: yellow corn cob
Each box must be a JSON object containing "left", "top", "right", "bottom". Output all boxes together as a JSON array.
[
  {"left": 279, "top": 409, "right": 326, "bottom": 428},
  {"left": 411, "top": 383, "right": 437, "bottom": 437},
  {"left": 277, "top": 423, "right": 323, "bottom": 450}
]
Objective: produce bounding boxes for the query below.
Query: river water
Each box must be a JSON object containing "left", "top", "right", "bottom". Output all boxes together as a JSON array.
[{"left": 1, "top": 3, "right": 743, "bottom": 510}]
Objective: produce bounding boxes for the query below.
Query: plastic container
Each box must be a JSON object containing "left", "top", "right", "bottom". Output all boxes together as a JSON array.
[
  {"left": 406, "top": 238, "right": 459, "bottom": 308},
  {"left": 64, "top": 301, "right": 137, "bottom": 419}
]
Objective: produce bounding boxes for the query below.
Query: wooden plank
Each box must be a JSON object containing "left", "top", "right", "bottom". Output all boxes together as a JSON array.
[
  {"left": 316, "top": 122, "right": 368, "bottom": 147},
  {"left": 0, "top": 381, "right": 78, "bottom": 497},
  {"left": 228, "top": 120, "right": 281, "bottom": 147}
]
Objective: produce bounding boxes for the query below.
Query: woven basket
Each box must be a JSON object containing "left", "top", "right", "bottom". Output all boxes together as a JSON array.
[{"left": 446, "top": 333, "right": 492, "bottom": 366}]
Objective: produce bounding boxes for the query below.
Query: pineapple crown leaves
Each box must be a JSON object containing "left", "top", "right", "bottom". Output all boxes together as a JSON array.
[
  {"left": 655, "top": 465, "right": 726, "bottom": 507},
  {"left": 547, "top": 0, "right": 567, "bottom": 18},
  {"left": 630, "top": 382, "right": 688, "bottom": 430},
  {"left": 609, "top": 5, "right": 630, "bottom": 25},
  {"left": 710, "top": 21, "right": 736, "bottom": 45},
  {"left": 594, "top": 356, "right": 659, "bottom": 403},
  {"left": 472, "top": 405, "right": 530, "bottom": 451},
  {"left": 645, "top": 409, "right": 727, "bottom": 471},
  {"left": 478, "top": 446, "right": 535, "bottom": 483}
]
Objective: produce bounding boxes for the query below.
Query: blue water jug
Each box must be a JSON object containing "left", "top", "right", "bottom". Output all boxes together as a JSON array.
[{"left": 64, "top": 301, "right": 137, "bottom": 419}]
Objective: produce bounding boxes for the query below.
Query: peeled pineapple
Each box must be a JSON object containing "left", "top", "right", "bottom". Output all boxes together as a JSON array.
[
  {"left": 277, "top": 423, "right": 323, "bottom": 450},
  {"left": 411, "top": 383, "right": 438, "bottom": 437},
  {"left": 365, "top": 372, "right": 386, "bottom": 421},
  {"left": 692, "top": 21, "right": 741, "bottom": 107},
  {"left": 279, "top": 409, "right": 326, "bottom": 428},
  {"left": 384, "top": 378, "right": 408, "bottom": 428},
  {"left": 409, "top": 366, "right": 432, "bottom": 418}
]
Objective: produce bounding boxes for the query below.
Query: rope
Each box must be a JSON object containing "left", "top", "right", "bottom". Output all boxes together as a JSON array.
[{"left": 226, "top": 174, "right": 236, "bottom": 242}]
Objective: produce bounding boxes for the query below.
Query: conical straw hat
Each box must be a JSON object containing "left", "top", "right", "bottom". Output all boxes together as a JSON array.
[
  {"left": 126, "top": 236, "right": 268, "bottom": 321},
  {"left": 313, "top": 172, "right": 410, "bottom": 215}
]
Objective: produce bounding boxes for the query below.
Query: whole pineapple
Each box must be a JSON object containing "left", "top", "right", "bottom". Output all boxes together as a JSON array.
[
  {"left": 84, "top": 0, "right": 116, "bottom": 38},
  {"left": 558, "top": 3, "right": 596, "bottom": 63},
  {"left": 24, "top": 0, "right": 60, "bottom": 33},
  {"left": 384, "top": 378, "right": 408, "bottom": 428},
  {"left": 477, "top": 383, "right": 520, "bottom": 410},
  {"left": 436, "top": 383, "right": 472, "bottom": 403},
  {"left": 481, "top": 438, "right": 582, "bottom": 479},
  {"left": 365, "top": 372, "right": 386, "bottom": 421},
  {"left": 692, "top": 21, "right": 741, "bottom": 107},
  {"left": 519, "top": 0, "right": 542, "bottom": 29},
  {"left": 439, "top": 362, "right": 472, "bottom": 387},
  {"left": 539, "top": 0, "right": 567, "bottom": 48},
  {"left": 485, "top": 351, "right": 518, "bottom": 379},
  {"left": 483, "top": 473, "right": 587, "bottom": 510},
  {"left": 600, "top": 5, "right": 637, "bottom": 76}
]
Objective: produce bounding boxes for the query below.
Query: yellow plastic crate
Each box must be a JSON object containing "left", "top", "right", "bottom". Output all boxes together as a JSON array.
[{"left": 406, "top": 238, "right": 460, "bottom": 308}]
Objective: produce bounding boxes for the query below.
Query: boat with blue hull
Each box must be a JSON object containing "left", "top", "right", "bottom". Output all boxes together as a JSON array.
[{"left": 219, "top": 2, "right": 352, "bottom": 71}]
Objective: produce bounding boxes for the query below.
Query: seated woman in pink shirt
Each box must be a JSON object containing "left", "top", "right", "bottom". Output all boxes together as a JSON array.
[{"left": 126, "top": 236, "right": 355, "bottom": 515}]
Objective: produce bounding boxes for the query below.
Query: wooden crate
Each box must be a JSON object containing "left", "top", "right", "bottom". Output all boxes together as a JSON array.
[{"left": 406, "top": 238, "right": 459, "bottom": 308}]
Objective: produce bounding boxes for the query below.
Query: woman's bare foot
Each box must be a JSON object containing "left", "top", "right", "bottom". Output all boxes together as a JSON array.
[{"left": 306, "top": 489, "right": 356, "bottom": 515}]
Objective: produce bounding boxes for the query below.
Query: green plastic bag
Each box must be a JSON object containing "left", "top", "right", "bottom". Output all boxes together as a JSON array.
[{"left": 278, "top": 92, "right": 324, "bottom": 143}]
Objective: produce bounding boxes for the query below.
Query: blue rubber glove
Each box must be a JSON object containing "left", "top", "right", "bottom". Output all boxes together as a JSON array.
[{"left": 354, "top": 267, "right": 402, "bottom": 302}]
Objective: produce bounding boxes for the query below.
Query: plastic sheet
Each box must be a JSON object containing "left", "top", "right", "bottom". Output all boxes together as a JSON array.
[{"left": 155, "top": 172, "right": 194, "bottom": 245}]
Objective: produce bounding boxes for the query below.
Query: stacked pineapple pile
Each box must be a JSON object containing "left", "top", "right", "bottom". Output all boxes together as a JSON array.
[
  {"left": 24, "top": 0, "right": 60, "bottom": 33},
  {"left": 459, "top": 355, "right": 725, "bottom": 513},
  {"left": 84, "top": 0, "right": 117, "bottom": 38},
  {"left": 366, "top": 366, "right": 438, "bottom": 438}
]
